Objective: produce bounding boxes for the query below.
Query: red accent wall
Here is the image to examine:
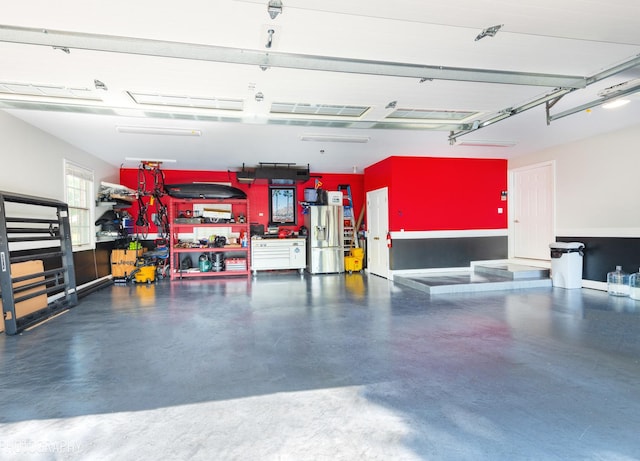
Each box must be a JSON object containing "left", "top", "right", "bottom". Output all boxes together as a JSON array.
[
  {"left": 364, "top": 156, "right": 507, "bottom": 232},
  {"left": 120, "top": 169, "right": 364, "bottom": 233}
]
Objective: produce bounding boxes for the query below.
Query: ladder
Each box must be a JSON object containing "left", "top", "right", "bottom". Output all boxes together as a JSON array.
[{"left": 338, "top": 184, "right": 357, "bottom": 253}]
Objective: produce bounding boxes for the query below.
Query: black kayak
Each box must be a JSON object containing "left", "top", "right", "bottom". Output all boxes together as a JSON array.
[{"left": 164, "top": 183, "right": 247, "bottom": 199}]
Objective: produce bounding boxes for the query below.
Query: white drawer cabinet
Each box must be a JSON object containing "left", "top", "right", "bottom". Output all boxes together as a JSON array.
[{"left": 251, "top": 238, "right": 306, "bottom": 274}]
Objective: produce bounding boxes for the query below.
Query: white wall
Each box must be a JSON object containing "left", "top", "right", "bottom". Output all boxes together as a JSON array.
[
  {"left": 509, "top": 123, "right": 640, "bottom": 237},
  {"left": 0, "top": 111, "right": 118, "bottom": 200}
]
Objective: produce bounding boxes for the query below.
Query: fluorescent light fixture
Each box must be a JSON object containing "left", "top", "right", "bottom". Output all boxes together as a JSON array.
[
  {"left": 124, "top": 157, "right": 177, "bottom": 163},
  {"left": 300, "top": 134, "right": 370, "bottom": 143},
  {"left": 116, "top": 126, "right": 201, "bottom": 136},
  {"left": 457, "top": 139, "right": 516, "bottom": 147},
  {"left": 602, "top": 99, "right": 630, "bottom": 109}
]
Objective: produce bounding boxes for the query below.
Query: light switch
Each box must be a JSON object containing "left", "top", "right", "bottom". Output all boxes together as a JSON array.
[{"left": 498, "top": 208, "right": 503, "bottom": 214}]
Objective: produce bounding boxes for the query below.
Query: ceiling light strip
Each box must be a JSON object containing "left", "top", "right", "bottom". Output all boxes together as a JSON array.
[
  {"left": 116, "top": 126, "right": 201, "bottom": 136},
  {"left": 124, "top": 157, "right": 177, "bottom": 163},
  {"left": 602, "top": 99, "right": 630, "bottom": 109},
  {"left": 300, "top": 134, "right": 370, "bottom": 143},
  {"left": 457, "top": 140, "right": 516, "bottom": 147},
  {"left": 0, "top": 24, "right": 587, "bottom": 88}
]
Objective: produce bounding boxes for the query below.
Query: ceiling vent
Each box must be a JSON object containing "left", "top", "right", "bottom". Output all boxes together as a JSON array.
[
  {"left": 386, "top": 108, "right": 479, "bottom": 121},
  {"left": 271, "top": 102, "right": 369, "bottom": 117},
  {"left": 0, "top": 81, "right": 99, "bottom": 101},
  {"left": 128, "top": 92, "right": 243, "bottom": 111}
]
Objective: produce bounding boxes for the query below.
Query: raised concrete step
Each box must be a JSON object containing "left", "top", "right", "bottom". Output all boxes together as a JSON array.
[
  {"left": 473, "top": 263, "right": 550, "bottom": 280},
  {"left": 394, "top": 263, "right": 551, "bottom": 295}
]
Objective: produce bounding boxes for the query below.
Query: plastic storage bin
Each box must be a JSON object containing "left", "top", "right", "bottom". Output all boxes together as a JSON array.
[
  {"left": 607, "top": 266, "right": 629, "bottom": 297},
  {"left": 549, "top": 242, "right": 584, "bottom": 289}
]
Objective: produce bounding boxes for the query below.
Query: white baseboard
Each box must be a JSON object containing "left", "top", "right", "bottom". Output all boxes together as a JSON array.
[{"left": 582, "top": 280, "right": 607, "bottom": 292}]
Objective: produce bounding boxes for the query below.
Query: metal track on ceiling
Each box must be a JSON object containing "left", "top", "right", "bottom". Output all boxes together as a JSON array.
[
  {"left": 0, "top": 24, "right": 587, "bottom": 89},
  {"left": 449, "top": 54, "right": 640, "bottom": 143}
]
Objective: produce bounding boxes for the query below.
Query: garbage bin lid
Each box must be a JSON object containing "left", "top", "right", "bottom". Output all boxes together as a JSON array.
[{"left": 549, "top": 241, "right": 584, "bottom": 250}]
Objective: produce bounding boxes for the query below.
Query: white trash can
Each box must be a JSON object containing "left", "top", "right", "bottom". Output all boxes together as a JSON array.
[{"left": 549, "top": 242, "right": 585, "bottom": 289}]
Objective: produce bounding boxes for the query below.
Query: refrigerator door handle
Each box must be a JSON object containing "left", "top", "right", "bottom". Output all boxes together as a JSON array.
[{"left": 326, "top": 209, "right": 331, "bottom": 242}]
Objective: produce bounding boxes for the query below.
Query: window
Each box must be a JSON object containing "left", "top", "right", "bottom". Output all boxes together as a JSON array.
[
  {"left": 64, "top": 160, "right": 94, "bottom": 251},
  {"left": 269, "top": 186, "right": 296, "bottom": 225}
]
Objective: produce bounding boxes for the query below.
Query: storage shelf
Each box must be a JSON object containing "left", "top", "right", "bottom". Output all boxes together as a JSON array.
[
  {"left": 172, "top": 246, "right": 248, "bottom": 253},
  {"left": 172, "top": 269, "right": 250, "bottom": 278},
  {"left": 172, "top": 223, "right": 247, "bottom": 228},
  {"left": 169, "top": 196, "right": 250, "bottom": 280}
]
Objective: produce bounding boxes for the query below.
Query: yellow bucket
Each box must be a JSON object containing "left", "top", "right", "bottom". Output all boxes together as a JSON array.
[
  {"left": 350, "top": 248, "right": 364, "bottom": 259},
  {"left": 134, "top": 265, "right": 156, "bottom": 284},
  {"left": 344, "top": 256, "right": 363, "bottom": 273}
]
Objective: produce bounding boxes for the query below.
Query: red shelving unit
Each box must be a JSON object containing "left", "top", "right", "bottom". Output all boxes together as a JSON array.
[{"left": 168, "top": 197, "right": 250, "bottom": 279}]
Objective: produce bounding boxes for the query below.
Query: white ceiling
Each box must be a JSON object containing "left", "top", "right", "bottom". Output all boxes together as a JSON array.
[{"left": 1, "top": 0, "right": 640, "bottom": 173}]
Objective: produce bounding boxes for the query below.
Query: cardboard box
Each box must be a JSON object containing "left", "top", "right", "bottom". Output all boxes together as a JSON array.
[
  {"left": 326, "top": 191, "right": 343, "bottom": 205},
  {"left": 110, "top": 249, "right": 145, "bottom": 278},
  {"left": 1, "top": 260, "right": 48, "bottom": 333}
]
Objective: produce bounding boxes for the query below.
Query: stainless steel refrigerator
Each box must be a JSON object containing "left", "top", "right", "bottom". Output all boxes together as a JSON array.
[{"left": 305, "top": 205, "right": 344, "bottom": 274}]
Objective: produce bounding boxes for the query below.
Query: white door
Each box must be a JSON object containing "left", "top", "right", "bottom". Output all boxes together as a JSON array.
[
  {"left": 366, "top": 187, "right": 390, "bottom": 278},
  {"left": 511, "top": 162, "right": 554, "bottom": 260}
]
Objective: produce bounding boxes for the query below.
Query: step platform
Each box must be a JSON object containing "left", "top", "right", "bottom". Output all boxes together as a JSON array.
[{"left": 394, "top": 263, "right": 551, "bottom": 294}]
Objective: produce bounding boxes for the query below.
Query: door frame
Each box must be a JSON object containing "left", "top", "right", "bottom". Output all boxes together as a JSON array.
[
  {"left": 366, "top": 186, "right": 391, "bottom": 279},
  {"left": 508, "top": 160, "right": 556, "bottom": 262}
]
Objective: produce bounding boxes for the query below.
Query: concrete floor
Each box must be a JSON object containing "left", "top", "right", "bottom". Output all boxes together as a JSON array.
[{"left": 1, "top": 272, "right": 640, "bottom": 460}]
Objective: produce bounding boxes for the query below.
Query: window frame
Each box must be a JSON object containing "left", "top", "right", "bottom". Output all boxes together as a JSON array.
[{"left": 64, "top": 159, "right": 95, "bottom": 252}]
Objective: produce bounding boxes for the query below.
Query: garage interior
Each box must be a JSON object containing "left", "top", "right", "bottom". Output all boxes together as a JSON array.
[{"left": 2, "top": 1, "right": 640, "bottom": 459}]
